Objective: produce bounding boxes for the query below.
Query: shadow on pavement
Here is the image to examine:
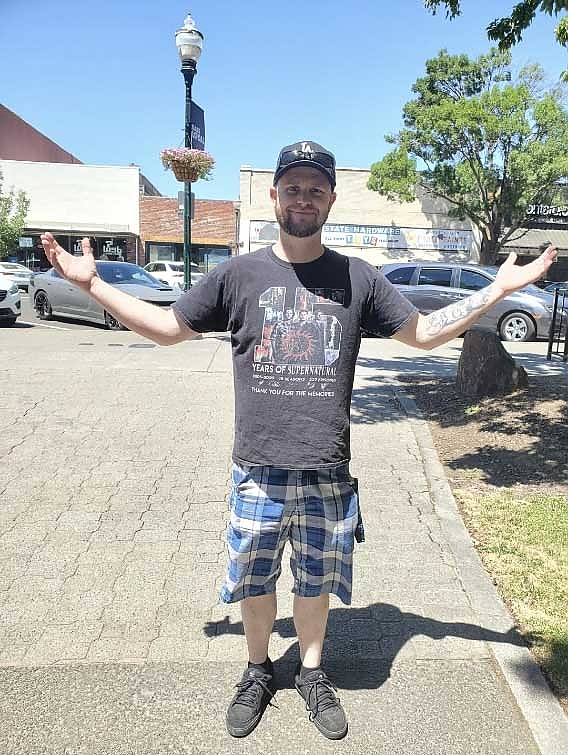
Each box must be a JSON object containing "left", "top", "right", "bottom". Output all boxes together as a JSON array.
[{"left": 203, "top": 603, "right": 525, "bottom": 691}]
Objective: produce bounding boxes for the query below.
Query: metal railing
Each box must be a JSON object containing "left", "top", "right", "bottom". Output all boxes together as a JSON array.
[{"left": 546, "top": 287, "right": 568, "bottom": 362}]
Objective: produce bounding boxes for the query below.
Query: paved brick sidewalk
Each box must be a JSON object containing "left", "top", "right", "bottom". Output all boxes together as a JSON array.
[{"left": 0, "top": 330, "right": 565, "bottom": 754}]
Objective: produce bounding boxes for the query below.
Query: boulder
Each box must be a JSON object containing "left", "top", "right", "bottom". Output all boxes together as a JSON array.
[{"left": 456, "top": 328, "right": 529, "bottom": 397}]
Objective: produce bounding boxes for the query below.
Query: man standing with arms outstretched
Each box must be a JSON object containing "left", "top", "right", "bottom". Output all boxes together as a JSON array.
[{"left": 41, "top": 140, "right": 557, "bottom": 741}]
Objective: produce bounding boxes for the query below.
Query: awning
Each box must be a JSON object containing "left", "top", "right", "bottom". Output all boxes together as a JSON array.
[{"left": 501, "top": 227, "right": 568, "bottom": 255}]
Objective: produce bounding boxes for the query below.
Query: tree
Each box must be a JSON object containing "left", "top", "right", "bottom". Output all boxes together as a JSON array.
[
  {"left": 0, "top": 169, "right": 29, "bottom": 259},
  {"left": 368, "top": 49, "right": 568, "bottom": 264},
  {"left": 424, "top": 1, "right": 568, "bottom": 80}
]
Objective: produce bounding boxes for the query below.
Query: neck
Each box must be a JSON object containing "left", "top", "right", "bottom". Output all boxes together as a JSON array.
[{"left": 272, "top": 233, "right": 325, "bottom": 264}]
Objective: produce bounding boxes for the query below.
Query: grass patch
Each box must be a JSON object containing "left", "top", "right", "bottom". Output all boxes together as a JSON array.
[{"left": 455, "top": 490, "right": 568, "bottom": 704}]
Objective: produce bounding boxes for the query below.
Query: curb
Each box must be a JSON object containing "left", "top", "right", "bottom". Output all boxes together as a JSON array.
[{"left": 394, "top": 388, "right": 568, "bottom": 755}]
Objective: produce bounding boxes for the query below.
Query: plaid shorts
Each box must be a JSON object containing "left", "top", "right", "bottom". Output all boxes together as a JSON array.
[{"left": 219, "top": 463, "right": 359, "bottom": 606}]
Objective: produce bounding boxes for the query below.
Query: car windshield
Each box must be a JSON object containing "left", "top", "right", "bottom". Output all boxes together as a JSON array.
[
  {"left": 1, "top": 263, "right": 27, "bottom": 271},
  {"left": 170, "top": 263, "right": 185, "bottom": 273},
  {"left": 97, "top": 263, "right": 166, "bottom": 287}
]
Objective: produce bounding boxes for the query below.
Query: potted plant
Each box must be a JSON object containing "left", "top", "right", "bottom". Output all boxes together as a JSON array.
[{"left": 160, "top": 147, "right": 215, "bottom": 182}]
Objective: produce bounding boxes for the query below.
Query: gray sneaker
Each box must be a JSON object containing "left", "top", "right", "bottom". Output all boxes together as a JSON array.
[
  {"left": 226, "top": 659, "right": 276, "bottom": 738},
  {"left": 295, "top": 666, "right": 348, "bottom": 740}
]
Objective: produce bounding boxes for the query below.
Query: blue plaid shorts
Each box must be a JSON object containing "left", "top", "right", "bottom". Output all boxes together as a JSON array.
[{"left": 219, "top": 463, "right": 359, "bottom": 606}]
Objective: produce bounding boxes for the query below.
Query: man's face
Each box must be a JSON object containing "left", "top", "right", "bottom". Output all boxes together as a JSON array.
[
  {"left": 270, "top": 167, "right": 336, "bottom": 239},
  {"left": 285, "top": 308, "right": 294, "bottom": 320},
  {"left": 298, "top": 310, "right": 308, "bottom": 322}
]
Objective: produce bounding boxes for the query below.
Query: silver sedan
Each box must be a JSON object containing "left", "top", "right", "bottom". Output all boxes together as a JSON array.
[{"left": 29, "top": 261, "right": 182, "bottom": 330}]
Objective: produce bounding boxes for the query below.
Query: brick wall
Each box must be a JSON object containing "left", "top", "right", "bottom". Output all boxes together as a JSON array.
[{"left": 140, "top": 196, "right": 237, "bottom": 246}]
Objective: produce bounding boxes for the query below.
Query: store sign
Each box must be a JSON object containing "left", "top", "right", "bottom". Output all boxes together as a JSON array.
[
  {"left": 526, "top": 204, "right": 568, "bottom": 217},
  {"left": 70, "top": 236, "right": 127, "bottom": 260},
  {"left": 19, "top": 237, "right": 33, "bottom": 248},
  {"left": 250, "top": 221, "right": 473, "bottom": 252}
]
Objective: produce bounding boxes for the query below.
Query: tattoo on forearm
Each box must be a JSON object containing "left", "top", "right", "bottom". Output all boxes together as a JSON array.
[{"left": 424, "top": 285, "right": 494, "bottom": 336}]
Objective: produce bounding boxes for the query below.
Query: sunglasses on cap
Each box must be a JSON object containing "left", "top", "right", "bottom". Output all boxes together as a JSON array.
[{"left": 278, "top": 148, "right": 335, "bottom": 169}]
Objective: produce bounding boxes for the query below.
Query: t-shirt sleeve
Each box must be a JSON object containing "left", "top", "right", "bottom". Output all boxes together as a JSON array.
[
  {"left": 171, "top": 262, "right": 232, "bottom": 333},
  {"left": 361, "top": 267, "right": 418, "bottom": 337}
]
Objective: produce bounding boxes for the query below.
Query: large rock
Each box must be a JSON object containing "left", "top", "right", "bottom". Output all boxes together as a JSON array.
[{"left": 456, "top": 328, "right": 529, "bottom": 397}]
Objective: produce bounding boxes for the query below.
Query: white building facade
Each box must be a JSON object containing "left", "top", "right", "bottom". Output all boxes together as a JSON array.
[
  {"left": 0, "top": 159, "right": 141, "bottom": 268},
  {"left": 239, "top": 166, "right": 481, "bottom": 265}
]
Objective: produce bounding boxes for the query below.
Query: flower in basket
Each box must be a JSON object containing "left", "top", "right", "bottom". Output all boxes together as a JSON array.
[{"left": 160, "top": 147, "right": 215, "bottom": 182}]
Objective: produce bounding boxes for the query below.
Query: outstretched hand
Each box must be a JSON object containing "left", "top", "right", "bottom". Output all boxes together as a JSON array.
[
  {"left": 494, "top": 245, "right": 557, "bottom": 296},
  {"left": 40, "top": 232, "right": 99, "bottom": 292}
]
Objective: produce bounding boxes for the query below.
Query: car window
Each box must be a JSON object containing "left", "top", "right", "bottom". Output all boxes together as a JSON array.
[
  {"left": 418, "top": 268, "right": 452, "bottom": 287},
  {"left": 145, "top": 263, "right": 155, "bottom": 272},
  {"left": 459, "top": 269, "right": 492, "bottom": 291},
  {"left": 170, "top": 263, "right": 185, "bottom": 272},
  {"left": 385, "top": 266, "right": 416, "bottom": 285},
  {"left": 155, "top": 263, "right": 165, "bottom": 272},
  {"left": 98, "top": 264, "right": 163, "bottom": 286}
]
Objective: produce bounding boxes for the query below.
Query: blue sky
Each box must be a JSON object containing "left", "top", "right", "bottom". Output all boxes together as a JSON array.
[{"left": 1, "top": 0, "right": 566, "bottom": 200}]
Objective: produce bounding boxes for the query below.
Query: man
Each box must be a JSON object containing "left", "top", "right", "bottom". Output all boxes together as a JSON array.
[{"left": 40, "top": 140, "right": 557, "bottom": 742}]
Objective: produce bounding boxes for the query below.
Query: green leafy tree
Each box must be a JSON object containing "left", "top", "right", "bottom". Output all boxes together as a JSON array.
[
  {"left": 424, "top": 1, "right": 568, "bottom": 80},
  {"left": 0, "top": 169, "right": 29, "bottom": 259},
  {"left": 368, "top": 49, "right": 568, "bottom": 264}
]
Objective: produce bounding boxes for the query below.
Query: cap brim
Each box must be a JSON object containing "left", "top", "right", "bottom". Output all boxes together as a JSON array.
[{"left": 273, "top": 161, "right": 335, "bottom": 189}]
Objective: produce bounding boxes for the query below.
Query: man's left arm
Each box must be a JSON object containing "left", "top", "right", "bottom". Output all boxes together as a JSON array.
[{"left": 393, "top": 246, "right": 558, "bottom": 350}]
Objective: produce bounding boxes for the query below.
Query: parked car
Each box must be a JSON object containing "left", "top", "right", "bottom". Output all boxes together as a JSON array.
[
  {"left": 144, "top": 260, "right": 205, "bottom": 289},
  {"left": 380, "top": 261, "right": 561, "bottom": 342},
  {"left": 29, "top": 261, "right": 182, "bottom": 330},
  {"left": 0, "top": 273, "right": 21, "bottom": 326},
  {"left": 0, "top": 261, "right": 33, "bottom": 291}
]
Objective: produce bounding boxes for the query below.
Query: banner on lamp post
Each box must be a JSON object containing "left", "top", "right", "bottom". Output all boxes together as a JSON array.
[{"left": 190, "top": 101, "right": 205, "bottom": 151}]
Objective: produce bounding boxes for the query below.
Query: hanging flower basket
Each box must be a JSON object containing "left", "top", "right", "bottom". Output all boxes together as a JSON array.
[{"left": 160, "top": 147, "right": 215, "bottom": 183}]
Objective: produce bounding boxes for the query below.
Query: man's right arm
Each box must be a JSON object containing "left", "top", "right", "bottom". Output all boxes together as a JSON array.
[{"left": 40, "top": 232, "right": 199, "bottom": 345}]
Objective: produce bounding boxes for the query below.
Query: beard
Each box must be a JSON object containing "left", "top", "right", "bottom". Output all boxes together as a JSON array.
[{"left": 275, "top": 204, "right": 329, "bottom": 238}]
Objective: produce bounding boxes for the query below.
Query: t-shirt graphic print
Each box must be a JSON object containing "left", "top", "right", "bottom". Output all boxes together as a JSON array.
[
  {"left": 255, "top": 286, "right": 343, "bottom": 367},
  {"left": 172, "top": 245, "right": 417, "bottom": 468}
]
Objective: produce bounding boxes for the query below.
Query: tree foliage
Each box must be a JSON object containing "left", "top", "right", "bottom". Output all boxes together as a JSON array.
[
  {"left": 0, "top": 169, "right": 29, "bottom": 258},
  {"left": 424, "top": 1, "right": 568, "bottom": 80},
  {"left": 368, "top": 49, "right": 568, "bottom": 264}
]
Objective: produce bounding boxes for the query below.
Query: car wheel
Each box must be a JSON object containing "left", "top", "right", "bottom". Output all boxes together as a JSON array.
[
  {"left": 0, "top": 317, "right": 17, "bottom": 327},
  {"left": 34, "top": 291, "right": 53, "bottom": 320},
  {"left": 104, "top": 311, "right": 127, "bottom": 331},
  {"left": 499, "top": 312, "right": 536, "bottom": 342}
]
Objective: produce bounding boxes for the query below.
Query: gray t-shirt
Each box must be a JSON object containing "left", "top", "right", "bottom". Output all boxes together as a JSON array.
[{"left": 173, "top": 246, "right": 417, "bottom": 469}]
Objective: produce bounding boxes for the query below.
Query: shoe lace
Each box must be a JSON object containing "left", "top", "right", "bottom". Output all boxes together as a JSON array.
[
  {"left": 234, "top": 673, "right": 278, "bottom": 710},
  {"left": 302, "top": 675, "right": 340, "bottom": 721}
]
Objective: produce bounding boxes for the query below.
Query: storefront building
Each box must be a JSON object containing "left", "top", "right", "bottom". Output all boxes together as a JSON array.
[
  {"left": 239, "top": 165, "right": 568, "bottom": 277},
  {"left": 500, "top": 200, "right": 568, "bottom": 281},
  {"left": 239, "top": 166, "right": 481, "bottom": 265},
  {"left": 139, "top": 196, "right": 238, "bottom": 271},
  {"left": 0, "top": 158, "right": 141, "bottom": 270}
]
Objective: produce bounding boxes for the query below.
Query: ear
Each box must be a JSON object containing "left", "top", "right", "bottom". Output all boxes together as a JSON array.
[
  {"left": 329, "top": 191, "right": 337, "bottom": 208},
  {"left": 269, "top": 186, "right": 277, "bottom": 201}
]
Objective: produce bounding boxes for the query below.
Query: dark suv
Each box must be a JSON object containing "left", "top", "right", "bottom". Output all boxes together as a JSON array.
[{"left": 381, "top": 261, "right": 558, "bottom": 342}]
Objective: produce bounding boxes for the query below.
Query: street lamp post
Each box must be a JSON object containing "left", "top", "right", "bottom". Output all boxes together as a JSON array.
[{"left": 175, "top": 14, "right": 204, "bottom": 291}]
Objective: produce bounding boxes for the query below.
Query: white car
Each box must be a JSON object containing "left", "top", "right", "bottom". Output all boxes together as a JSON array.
[
  {"left": 0, "top": 261, "right": 33, "bottom": 291},
  {"left": 0, "top": 273, "right": 21, "bottom": 326},
  {"left": 144, "top": 260, "right": 205, "bottom": 289}
]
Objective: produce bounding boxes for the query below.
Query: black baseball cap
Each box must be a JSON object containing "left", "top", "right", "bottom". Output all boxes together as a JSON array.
[{"left": 273, "top": 141, "right": 336, "bottom": 190}]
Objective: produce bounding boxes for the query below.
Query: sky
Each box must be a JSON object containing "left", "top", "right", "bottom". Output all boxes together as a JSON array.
[{"left": 1, "top": 0, "right": 566, "bottom": 201}]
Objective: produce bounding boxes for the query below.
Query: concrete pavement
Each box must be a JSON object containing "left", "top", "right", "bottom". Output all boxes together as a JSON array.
[{"left": 0, "top": 325, "right": 567, "bottom": 754}]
